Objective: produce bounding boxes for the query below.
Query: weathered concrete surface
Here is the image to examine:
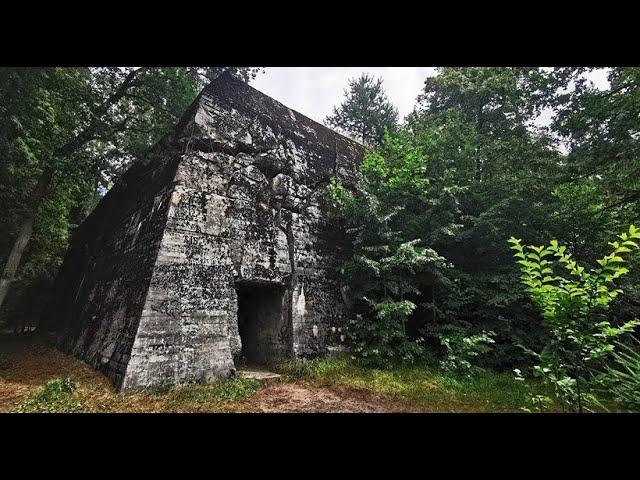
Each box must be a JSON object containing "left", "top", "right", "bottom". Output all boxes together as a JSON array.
[
  {"left": 41, "top": 72, "right": 364, "bottom": 392},
  {"left": 39, "top": 144, "right": 180, "bottom": 388},
  {"left": 238, "top": 369, "right": 282, "bottom": 385}
]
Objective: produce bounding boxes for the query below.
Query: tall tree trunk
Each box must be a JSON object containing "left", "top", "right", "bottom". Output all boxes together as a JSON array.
[{"left": 0, "top": 166, "right": 54, "bottom": 313}]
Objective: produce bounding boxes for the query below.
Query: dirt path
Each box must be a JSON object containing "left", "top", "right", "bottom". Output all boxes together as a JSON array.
[{"left": 245, "top": 382, "right": 402, "bottom": 413}]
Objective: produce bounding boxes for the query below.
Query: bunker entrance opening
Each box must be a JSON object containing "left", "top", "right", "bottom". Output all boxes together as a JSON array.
[{"left": 235, "top": 281, "right": 290, "bottom": 367}]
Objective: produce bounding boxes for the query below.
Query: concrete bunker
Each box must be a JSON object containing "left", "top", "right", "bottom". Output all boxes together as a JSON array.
[
  {"left": 235, "top": 281, "right": 292, "bottom": 367},
  {"left": 40, "top": 73, "right": 365, "bottom": 392}
]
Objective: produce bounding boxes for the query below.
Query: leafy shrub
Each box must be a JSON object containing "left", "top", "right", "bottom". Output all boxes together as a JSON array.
[
  {"left": 19, "top": 377, "right": 87, "bottom": 413},
  {"left": 326, "top": 175, "right": 446, "bottom": 369},
  {"left": 438, "top": 330, "right": 496, "bottom": 377},
  {"left": 513, "top": 369, "right": 555, "bottom": 412},
  {"left": 348, "top": 312, "right": 426, "bottom": 369},
  {"left": 508, "top": 225, "right": 640, "bottom": 412}
]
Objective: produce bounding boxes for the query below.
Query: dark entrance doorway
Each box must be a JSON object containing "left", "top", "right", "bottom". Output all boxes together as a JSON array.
[{"left": 235, "top": 281, "right": 290, "bottom": 367}]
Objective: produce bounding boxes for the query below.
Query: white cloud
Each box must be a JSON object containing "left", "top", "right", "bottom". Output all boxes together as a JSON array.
[{"left": 251, "top": 67, "right": 438, "bottom": 125}]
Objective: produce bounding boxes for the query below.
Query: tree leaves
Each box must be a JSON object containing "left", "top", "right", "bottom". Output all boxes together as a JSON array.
[{"left": 509, "top": 225, "right": 640, "bottom": 411}]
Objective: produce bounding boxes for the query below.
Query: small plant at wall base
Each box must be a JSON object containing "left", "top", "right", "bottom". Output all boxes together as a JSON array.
[
  {"left": 508, "top": 225, "right": 640, "bottom": 412},
  {"left": 19, "top": 377, "right": 87, "bottom": 413}
]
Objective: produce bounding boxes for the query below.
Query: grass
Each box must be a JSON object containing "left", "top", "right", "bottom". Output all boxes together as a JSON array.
[
  {"left": 16, "top": 374, "right": 260, "bottom": 413},
  {"left": 1, "top": 336, "right": 262, "bottom": 413},
  {"left": 19, "top": 378, "right": 88, "bottom": 413},
  {"left": 163, "top": 376, "right": 260, "bottom": 409},
  {"left": 3, "top": 335, "right": 565, "bottom": 413},
  {"left": 278, "top": 355, "right": 559, "bottom": 412}
]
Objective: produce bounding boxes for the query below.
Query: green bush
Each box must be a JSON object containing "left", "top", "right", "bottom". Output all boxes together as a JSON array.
[
  {"left": 438, "top": 330, "right": 496, "bottom": 377},
  {"left": 348, "top": 312, "right": 426, "bottom": 369},
  {"left": 19, "top": 378, "right": 87, "bottom": 413},
  {"left": 509, "top": 225, "right": 640, "bottom": 412},
  {"left": 326, "top": 173, "right": 446, "bottom": 369}
]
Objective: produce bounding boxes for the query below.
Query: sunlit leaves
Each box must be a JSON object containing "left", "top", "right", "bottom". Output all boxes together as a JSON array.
[{"left": 508, "top": 224, "right": 640, "bottom": 411}]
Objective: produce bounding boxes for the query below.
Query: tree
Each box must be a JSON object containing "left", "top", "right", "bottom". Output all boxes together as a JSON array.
[
  {"left": 412, "top": 67, "right": 564, "bottom": 366},
  {"left": 0, "top": 67, "right": 99, "bottom": 319},
  {"left": 327, "top": 174, "right": 445, "bottom": 368},
  {"left": 325, "top": 121, "right": 467, "bottom": 366},
  {"left": 326, "top": 68, "right": 565, "bottom": 369},
  {"left": 0, "top": 67, "right": 263, "bottom": 325},
  {"left": 326, "top": 74, "right": 398, "bottom": 146},
  {"left": 543, "top": 67, "right": 640, "bottom": 325},
  {"left": 548, "top": 67, "right": 640, "bottom": 212},
  {"left": 326, "top": 66, "right": 640, "bottom": 407}
]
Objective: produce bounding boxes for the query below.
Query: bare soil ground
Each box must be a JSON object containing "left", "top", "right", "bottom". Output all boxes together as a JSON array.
[
  {"left": 246, "top": 382, "right": 404, "bottom": 413},
  {"left": 0, "top": 335, "right": 408, "bottom": 413}
]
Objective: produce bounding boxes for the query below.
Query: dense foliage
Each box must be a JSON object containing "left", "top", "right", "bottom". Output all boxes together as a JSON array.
[
  {"left": 2, "top": 66, "right": 639, "bottom": 411},
  {"left": 598, "top": 337, "right": 640, "bottom": 411},
  {"left": 509, "top": 226, "right": 640, "bottom": 411},
  {"left": 327, "top": 67, "right": 640, "bottom": 411}
]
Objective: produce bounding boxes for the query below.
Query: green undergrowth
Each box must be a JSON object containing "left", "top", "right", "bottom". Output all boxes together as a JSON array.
[
  {"left": 18, "top": 374, "right": 260, "bottom": 413},
  {"left": 19, "top": 378, "right": 88, "bottom": 413},
  {"left": 162, "top": 375, "right": 260, "bottom": 409},
  {"left": 278, "top": 355, "right": 558, "bottom": 412}
]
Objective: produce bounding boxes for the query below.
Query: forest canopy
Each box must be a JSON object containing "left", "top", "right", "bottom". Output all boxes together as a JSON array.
[{"left": 324, "top": 67, "right": 640, "bottom": 411}]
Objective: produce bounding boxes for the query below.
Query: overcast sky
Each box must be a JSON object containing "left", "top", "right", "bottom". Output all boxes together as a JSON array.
[
  {"left": 251, "top": 67, "right": 611, "bottom": 127},
  {"left": 252, "top": 67, "right": 438, "bottom": 124}
]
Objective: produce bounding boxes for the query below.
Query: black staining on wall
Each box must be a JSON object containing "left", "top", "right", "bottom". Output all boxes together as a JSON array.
[{"left": 180, "top": 71, "right": 362, "bottom": 189}]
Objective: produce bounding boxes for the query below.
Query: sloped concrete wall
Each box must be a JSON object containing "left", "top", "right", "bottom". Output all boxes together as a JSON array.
[{"left": 40, "top": 145, "right": 181, "bottom": 389}]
